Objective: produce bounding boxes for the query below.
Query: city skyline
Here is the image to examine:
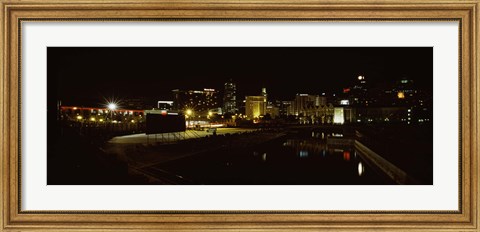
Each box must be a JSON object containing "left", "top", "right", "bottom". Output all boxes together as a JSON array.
[
  {"left": 48, "top": 47, "right": 434, "bottom": 185},
  {"left": 48, "top": 47, "right": 432, "bottom": 107}
]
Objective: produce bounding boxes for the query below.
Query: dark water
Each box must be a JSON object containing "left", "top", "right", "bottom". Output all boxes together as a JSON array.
[{"left": 155, "top": 131, "right": 395, "bottom": 185}]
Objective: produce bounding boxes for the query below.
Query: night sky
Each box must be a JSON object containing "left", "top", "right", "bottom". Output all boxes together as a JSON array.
[{"left": 48, "top": 47, "right": 432, "bottom": 107}]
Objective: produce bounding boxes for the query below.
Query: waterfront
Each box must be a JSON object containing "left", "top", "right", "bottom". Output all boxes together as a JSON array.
[
  {"left": 128, "top": 130, "right": 394, "bottom": 185},
  {"left": 47, "top": 47, "right": 433, "bottom": 185}
]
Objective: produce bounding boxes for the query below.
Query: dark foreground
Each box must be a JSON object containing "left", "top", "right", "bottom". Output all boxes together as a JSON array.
[{"left": 48, "top": 124, "right": 432, "bottom": 185}]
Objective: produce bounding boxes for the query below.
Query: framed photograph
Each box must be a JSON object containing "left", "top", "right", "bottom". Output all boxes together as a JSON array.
[{"left": 1, "top": 0, "right": 478, "bottom": 231}]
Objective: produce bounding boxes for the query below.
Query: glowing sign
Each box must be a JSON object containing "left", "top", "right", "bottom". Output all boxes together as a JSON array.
[
  {"left": 203, "top": 88, "right": 215, "bottom": 92},
  {"left": 340, "top": 100, "right": 350, "bottom": 105}
]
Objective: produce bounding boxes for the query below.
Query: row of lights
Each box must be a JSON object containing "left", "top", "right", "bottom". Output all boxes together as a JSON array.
[
  {"left": 184, "top": 109, "right": 247, "bottom": 119},
  {"left": 76, "top": 115, "right": 136, "bottom": 123},
  {"left": 75, "top": 102, "right": 134, "bottom": 123}
]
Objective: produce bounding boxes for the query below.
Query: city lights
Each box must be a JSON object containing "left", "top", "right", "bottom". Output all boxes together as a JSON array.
[{"left": 50, "top": 47, "right": 434, "bottom": 186}]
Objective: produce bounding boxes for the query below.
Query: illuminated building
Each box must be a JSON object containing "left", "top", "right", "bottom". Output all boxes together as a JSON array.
[
  {"left": 392, "top": 78, "right": 416, "bottom": 105},
  {"left": 337, "top": 75, "right": 432, "bottom": 124},
  {"left": 292, "top": 94, "right": 327, "bottom": 116},
  {"left": 157, "top": 101, "right": 173, "bottom": 110},
  {"left": 262, "top": 88, "right": 268, "bottom": 98},
  {"left": 277, "top": 100, "right": 293, "bottom": 117},
  {"left": 333, "top": 107, "right": 345, "bottom": 124},
  {"left": 208, "top": 107, "right": 223, "bottom": 116},
  {"left": 351, "top": 75, "right": 369, "bottom": 105},
  {"left": 245, "top": 96, "right": 267, "bottom": 119},
  {"left": 59, "top": 106, "right": 145, "bottom": 123},
  {"left": 343, "top": 106, "right": 410, "bottom": 124},
  {"left": 289, "top": 94, "right": 333, "bottom": 124},
  {"left": 340, "top": 75, "right": 370, "bottom": 106},
  {"left": 223, "top": 79, "right": 237, "bottom": 114},
  {"left": 266, "top": 104, "right": 280, "bottom": 119},
  {"left": 172, "top": 88, "right": 220, "bottom": 114}
]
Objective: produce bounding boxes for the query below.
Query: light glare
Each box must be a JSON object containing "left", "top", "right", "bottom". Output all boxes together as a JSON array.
[{"left": 108, "top": 103, "right": 117, "bottom": 110}]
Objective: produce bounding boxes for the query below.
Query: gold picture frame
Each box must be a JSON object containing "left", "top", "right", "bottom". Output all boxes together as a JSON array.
[{"left": 1, "top": 0, "right": 478, "bottom": 231}]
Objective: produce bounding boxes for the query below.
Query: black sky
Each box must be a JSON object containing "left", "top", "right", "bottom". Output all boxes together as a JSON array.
[{"left": 48, "top": 47, "right": 432, "bottom": 107}]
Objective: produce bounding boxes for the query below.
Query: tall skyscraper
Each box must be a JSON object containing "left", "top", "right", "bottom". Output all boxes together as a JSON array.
[{"left": 223, "top": 79, "right": 237, "bottom": 114}]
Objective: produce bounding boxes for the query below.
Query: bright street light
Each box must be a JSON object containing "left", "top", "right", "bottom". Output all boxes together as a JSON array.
[
  {"left": 106, "top": 102, "right": 118, "bottom": 122},
  {"left": 186, "top": 109, "right": 192, "bottom": 115},
  {"left": 108, "top": 103, "right": 117, "bottom": 111}
]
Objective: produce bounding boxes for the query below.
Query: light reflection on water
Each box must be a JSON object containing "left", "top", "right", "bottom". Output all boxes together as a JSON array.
[
  {"left": 159, "top": 130, "right": 393, "bottom": 184},
  {"left": 343, "top": 151, "right": 351, "bottom": 161},
  {"left": 299, "top": 150, "right": 309, "bottom": 158},
  {"left": 262, "top": 153, "right": 267, "bottom": 162},
  {"left": 358, "top": 162, "right": 365, "bottom": 176},
  {"left": 249, "top": 131, "right": 388, "bottom": 184}
]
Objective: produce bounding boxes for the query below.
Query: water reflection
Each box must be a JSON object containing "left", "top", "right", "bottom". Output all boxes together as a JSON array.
[
  {"left": 343, "top": 151, "right": 351, "bottom": 161},
  {"left": 283, "top": 138, "right": 360, "bottom": 161},
  {"left": 161, "top": 130, "right": 392, "bottom": 184},
  {"left": 299, "top": 150, "right": 309, "bottom": 158},
  {"left": 284, "top": 139, "right": 327, "bottom": 155},
  {"left": 279, "top": 134, "right": 382, "bottom": 182},
  {"left": 358, "top": 162, "right": 365, "bottom": 176}
]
